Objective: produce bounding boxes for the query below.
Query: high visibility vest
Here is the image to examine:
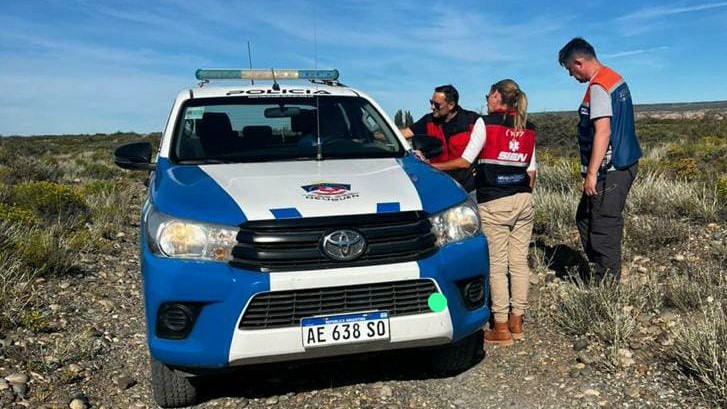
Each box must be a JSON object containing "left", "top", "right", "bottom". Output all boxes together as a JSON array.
[
  {"left": 577, "top": 66, "right": 642, "bottom": 177},
  {"left": 476, "top": 111, "right": 535, "bottom": 203}
]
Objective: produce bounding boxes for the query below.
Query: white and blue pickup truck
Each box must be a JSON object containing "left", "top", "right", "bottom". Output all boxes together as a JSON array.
[{"left": 114, "top": 69, "right": 490, "bottom": 408}]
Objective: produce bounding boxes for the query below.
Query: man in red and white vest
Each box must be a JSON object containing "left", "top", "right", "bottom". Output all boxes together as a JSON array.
[{"left": 401, "top": 84, "right": 479, "bottom": 192}]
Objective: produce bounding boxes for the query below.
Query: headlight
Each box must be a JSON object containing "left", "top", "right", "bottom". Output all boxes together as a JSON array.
[
  {"left": 429, "top": 200, "right": 481, "bottom": 247},
  {"left": 146, "top": 207, "right": 238, "bottom": 261}
]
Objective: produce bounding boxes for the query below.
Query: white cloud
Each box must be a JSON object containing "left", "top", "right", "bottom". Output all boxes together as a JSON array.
[
  {"left": 618, "top": 1, "right": 727, "bottom": 20},
  {"left": 601, "top": 46, "right": 669, "bottom": 58}
]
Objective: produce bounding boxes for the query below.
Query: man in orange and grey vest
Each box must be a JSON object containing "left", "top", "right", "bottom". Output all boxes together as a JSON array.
[
  {"left": 401, "top": 85, "right": 479, "bottom": 192},
  {"left": 559, "top": 37, "right": 642, "bottom": 283}
]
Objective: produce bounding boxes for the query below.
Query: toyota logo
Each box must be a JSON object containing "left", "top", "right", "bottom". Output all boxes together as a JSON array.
[{"left": 321, "top": 230, "right": 366, "bottom": 261}]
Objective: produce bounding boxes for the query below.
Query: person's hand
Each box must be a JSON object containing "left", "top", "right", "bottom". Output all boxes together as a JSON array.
[
  {"left": 583, "top": 173, "right": 598, "bottom": 196},
  {"left": 413, "top": 150, "right": 429, "bottom": 162}
]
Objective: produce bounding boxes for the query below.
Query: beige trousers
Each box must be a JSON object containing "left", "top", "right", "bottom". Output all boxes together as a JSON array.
[{"left": 479, "top": 192, "right": 534, "bottom": 323}]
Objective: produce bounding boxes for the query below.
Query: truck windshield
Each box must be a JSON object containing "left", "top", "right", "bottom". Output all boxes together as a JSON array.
[{"left": 172, "top": 96, "right": 405, "bottom": 163}]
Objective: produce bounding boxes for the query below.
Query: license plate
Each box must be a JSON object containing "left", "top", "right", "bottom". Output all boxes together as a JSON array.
[{"left": 301, "top": 311, "right": 390, "bottom": 348}]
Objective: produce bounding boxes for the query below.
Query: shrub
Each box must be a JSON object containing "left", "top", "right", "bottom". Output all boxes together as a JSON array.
[
  {"left": 624, "top": 216, "right": 686, "bottom": 253},
  {"left": 550, "top": 275, "right": 661, "bottom": 370},
  {"left": 81, "top": 161, "right": 118, "bottom": 180},
  {"left": 668, "top": 301, "right": 727, "bottom": 407},
  {"left": 629, "top": 172, "right": 721, "bottom": 222},
  {"left": 0, "top": 253, "right": 38, "bottom": 331},
  {"left": 80, "top": 180, "right": 118, "bottom": 197},
  {"left": 718, "top": 176, "right": 727, "bottom": 202},
  {"left": 0, "top": 156, "right": 62, "bottom": 184},
  {"left": 14, "top": 225, "right": 85, "bottom": 277},
  {"left": 0, "top": 203, "right": 38, "bottom": 226},
  {"left": 663, "top": 265, "right": 726, "bottom": 313},
  {"left": 11, "top": 181, "right": 90, "bottom": 224}
]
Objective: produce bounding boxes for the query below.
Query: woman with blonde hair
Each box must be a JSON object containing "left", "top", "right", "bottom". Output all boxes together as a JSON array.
[{"left": 433, "top": 79, "right": 537, "bottom": 345}]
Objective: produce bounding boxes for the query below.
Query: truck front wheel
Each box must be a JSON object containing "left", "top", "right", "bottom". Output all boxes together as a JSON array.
[{"left": 150, "top": 358, "right": 200, "bottom": 408}]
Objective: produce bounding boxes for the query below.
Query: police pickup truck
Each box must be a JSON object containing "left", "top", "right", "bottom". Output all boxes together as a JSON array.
[{"left": 113, "top": 69, "right": 490, "bottom": 408}]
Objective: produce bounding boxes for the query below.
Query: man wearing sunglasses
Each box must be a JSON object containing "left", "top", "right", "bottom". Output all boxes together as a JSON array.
[{"left": 401, "top": 84, "right": 480, "bottom": 192}]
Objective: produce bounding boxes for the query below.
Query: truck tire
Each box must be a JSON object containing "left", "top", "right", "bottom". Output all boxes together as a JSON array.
[
  {"left": 430, "top": 330, "right": 484, "bottom": 375},
  {"left": 151, "top": 358, "right": 199, "bottom": 408}
]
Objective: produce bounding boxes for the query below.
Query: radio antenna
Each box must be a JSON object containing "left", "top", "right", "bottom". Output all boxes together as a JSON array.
[{"left": 247, "top": 41, "right": 254, "bottom": 85}]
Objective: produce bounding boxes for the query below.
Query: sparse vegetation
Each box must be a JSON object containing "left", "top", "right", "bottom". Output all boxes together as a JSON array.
[
  {"left": 529, "top": 113, "right": 726, "bottom": 406},
  {"left": 0, "top": 112, "right": 724, "bottom": 407}
]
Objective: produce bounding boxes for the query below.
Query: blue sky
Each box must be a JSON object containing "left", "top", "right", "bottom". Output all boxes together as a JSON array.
[{"left": 1, "top": 0, "right": 726, "bottom": 136}]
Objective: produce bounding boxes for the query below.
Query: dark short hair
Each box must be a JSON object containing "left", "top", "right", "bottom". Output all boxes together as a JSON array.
[
  {"left": 434, "top": 84, "right": 459, "bottom": 105},
  {"left": 558, "top": 37, "right": 597, "bottom": 67}
]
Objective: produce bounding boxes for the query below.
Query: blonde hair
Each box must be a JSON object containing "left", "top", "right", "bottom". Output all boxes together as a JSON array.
[{"left": 491, "top": 79, "right": 528, "bottom": 130}]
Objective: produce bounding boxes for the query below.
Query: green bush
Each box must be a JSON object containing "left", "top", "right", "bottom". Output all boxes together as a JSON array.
[
  {"left": 0, "top": 156, "right": 62, "bottom": 184},
  {"left": 80, "top": 180, "right": 118, "bottom": 197},
  {"left": 81, "top": 161, "right": 118, "bottom": 180},
  {"left": 14, "top": 225, "right": 84, "bottom": 277},
  {"left": 0, "top": 203, "right": 38, "bottom": 226},
  {"left": 11, "top": 181, "right": 90, "bottom": 223},
  {"left": 718, "top": 176, "right": 727, "bottom": 202}
]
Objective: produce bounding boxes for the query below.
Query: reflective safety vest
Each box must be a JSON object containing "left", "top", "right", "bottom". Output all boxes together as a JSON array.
[
  {"left": 577, "top": 66, "right": 642, "bottom": 177},
  {"left": 476, "top": 111, "right": 535, "bottom": 203},
  {"left": 424, "top": 109, "right": 478, "bottom": 191}
]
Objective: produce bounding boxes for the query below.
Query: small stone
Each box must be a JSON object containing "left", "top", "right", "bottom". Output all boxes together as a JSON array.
[
  {"left": 568, "top": 369, "right": 581, "bottom": 378},
  {"left": 673, "top": 254, "right": 685, "bottom": 262},
  {"left": 577, "top": 352, "right": 596, "bottom": 365},
  {"left": 379, "top": 385, "right": 393, "bottom": 398},
  {"left": 67, "top": 364, "right": 82, "bottom": 374},
  {"left": 626, "top": 386, "right": 640, "bottom": 398},
  {"left": 59, "top": 282, "right": 71, "bottom": 289},
  {"left": 115, "top": 375, "right": 136, "bottom": 390},
  {"left": 11, "top": 382, "right": 27, "bottom": 397},
  {"left": 524, "top": 375, "right": 535, "bottom": 381},
  {"left": 5, "top": 373, "right": 28, "bottom": 384},
  {"left": 238, "top": 398, "right": 249, "bottom": 407},
  {"left": 573, "top": 339, "right": 589, "bottom": 351},
  {"left": 574, "top": 363, "right": 586, "bottom": 370},
  {"left": 660, "top": 310, "right": 677, "bottom": 322},
  {"left": 69, "top": 399, "right": 88, "bottom": 409},
  {"left": 583, "top": 389, "right": 600, "bottom": 397},
  {"left": 265, "top": 396, "right": 278, "bottom": 405},
  {"left": 1, "top": 387, "right": 15, "bottom": 403},
  {"left": 637, "top": 266, "right": 648, "bottom": 274}
]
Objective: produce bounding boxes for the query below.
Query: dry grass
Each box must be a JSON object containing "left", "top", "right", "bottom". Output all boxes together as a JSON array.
[{"left": 669, "top": 301, "right": 727, "bottom": 407}]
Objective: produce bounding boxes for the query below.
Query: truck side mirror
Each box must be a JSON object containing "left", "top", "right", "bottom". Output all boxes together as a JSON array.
[
  {"left": 114, "top": 142, "right": 156, "bottom": 171},
  {"left": 411, "top": 134, "right": 443, "bottom": 159}
]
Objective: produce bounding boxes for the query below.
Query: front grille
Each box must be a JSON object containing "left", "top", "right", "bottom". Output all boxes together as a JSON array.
[
  {"left": 239, "top": 279, "right": 437, "bottom": 329},
  {"left": 230, "top": 211, "right": 437, "bottom": 272}
]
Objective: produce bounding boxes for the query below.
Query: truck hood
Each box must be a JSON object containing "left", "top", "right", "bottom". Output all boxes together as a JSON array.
[{"left": 151, "top": 156, "right": 467, "bottom": 226}]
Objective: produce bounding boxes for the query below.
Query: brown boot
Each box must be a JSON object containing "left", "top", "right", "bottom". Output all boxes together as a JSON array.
[
  {"left": 509, "top": 313, "right": 524, "bottom": 341},
  {"left": 484, "top": 321, "right": 513, "bottom": 346}
]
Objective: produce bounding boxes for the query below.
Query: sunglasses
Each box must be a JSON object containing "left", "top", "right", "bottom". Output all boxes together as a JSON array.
[{"left": 429, "top": 100, "right": 442, "bottom": 110}]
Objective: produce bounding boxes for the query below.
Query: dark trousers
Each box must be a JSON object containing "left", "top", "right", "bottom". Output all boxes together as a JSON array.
[{"left": 576, "top": 163, "right": 638, "bottom": 281}]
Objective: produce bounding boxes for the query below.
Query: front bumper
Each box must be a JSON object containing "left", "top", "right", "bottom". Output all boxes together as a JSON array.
[{"left": 142, "top": 233, "right": 489, "bottom": 368}]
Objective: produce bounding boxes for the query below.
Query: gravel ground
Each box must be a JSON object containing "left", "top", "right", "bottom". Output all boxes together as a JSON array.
[{"left": 0, "top": 217, "right": 718, "bottom": 409}]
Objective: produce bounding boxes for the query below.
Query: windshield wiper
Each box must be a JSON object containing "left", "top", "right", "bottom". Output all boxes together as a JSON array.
[{"left": 176, "top": 159, "right": 232, "bottom": 164}]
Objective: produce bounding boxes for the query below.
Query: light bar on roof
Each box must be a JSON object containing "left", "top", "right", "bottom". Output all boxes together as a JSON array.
[{"left": 195, "top": 69, "right": 339, "bottom": 81}]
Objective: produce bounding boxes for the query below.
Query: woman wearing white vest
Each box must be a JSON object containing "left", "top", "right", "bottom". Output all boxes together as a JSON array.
[{"left": 434, "top": 79, "right": 537, "bottom": 345}]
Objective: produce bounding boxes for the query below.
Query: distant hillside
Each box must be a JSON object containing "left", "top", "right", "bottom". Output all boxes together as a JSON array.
[{"left": 534, "top": 100, "right": 727, "bottom": 120}]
